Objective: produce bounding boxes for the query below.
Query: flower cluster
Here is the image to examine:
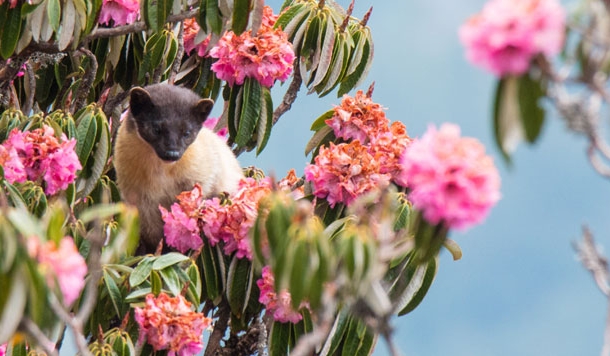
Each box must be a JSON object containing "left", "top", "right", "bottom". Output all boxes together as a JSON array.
[
  {"left": 209, "top": 6, "right": 295, "bottom": 87},
  {"left": 278, "top": 169, "right": 305, "bottom": 200},
  {"left": 183, "top": 18, "right": 210, "bottom": 57},
  {"left": 160, "top": 178, "right": 272, "bottom": 258},
  {"left": 134, "top": 293, "right": 211, "bottom": 356},
  {"left": 305, "top": 91, "right": 411, "bottom": 207},
  {"left": 399, "top": 123, "right": 501, "bottom": 229},
  {"left": 98, "top": 0, "right": 140, "bottom": 26},
  {"left": 200, "top": 178, "right": 272, "bottom": 259},
  {"left": 0, "top": 125, "right": 81, "bottom": 195},
  {"left": 27, "top": 237, "right": 87, "bottom": 305},
  {"left": 459, "top": 0, "right": 565, "bottom": 76},
  {"left": 257, "top": 266, "right": 307, "bottom": 323}
]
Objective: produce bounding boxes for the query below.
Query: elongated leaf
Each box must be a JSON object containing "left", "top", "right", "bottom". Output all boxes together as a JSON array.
[
  {"left": 235, "top": 78, "right": 262, "bottom": 148},
  {"left": 226, "top": 256, "right": 253, "bottom": 317},
  {"left": 0, "top": 268, "right": 27, "bottom": 344},
  {"left": 47, "top": 0, "right": 60, "bottom": 32},
  {"left": 1, "top": 4, "right": 23, "bottom": 59},
  {"left": 518, "top": 73, "right": 546, "bottom": 143},
  {"left": 206, "top": 0, "right": 223, "bottom": 35},
  {"left": 152, "top": 252, "right": 189, "bottom": 270},
  {"left": 256, "top": 87, "right": 273, "bottom": 155},
  {"left": 318, "top": 309, "right": 350, "bottom": 356},
  {"left": 103, "top": 270, "right": 123, "bottom": 318},
  {"left": 305, "top": 125, "right": 333, "bottom": 156},
  {"left": 159, "top": 267, "right": 182, "bottom": 296},
  {"left": 493, "top": 76, "right": 522, "bottom": 163},
  {"left": 274, "top": 2, "right": 304, "bottom": 31},
  {"left": 151, "top": 269, "right": 162, "bottom": 295},
  {"left": 232, "top": 0, "right": 250, "bottom": 35},
  {"left": 200, "top": 242, "right": 222, "bottom": 302},
  {"left": 337, "top": 31, "right": 371, "bottom": 96},
  {"left": 269, "top": 321, "right": 291, "bottom": 356},
  {"left": 130, "top": 257, "right": 154, "bottom": 287},
  {"left": 311, "top": 15, "right": 336, "bottom": 88},
  {"left": 57, "top": 0, "right": 75, "bottom": 50},
  {"left": 397, "top": 257, "right": 437, "bottom": 316},
  {"left": 75, "top": 111, "right": 97, "bottom": 169}
]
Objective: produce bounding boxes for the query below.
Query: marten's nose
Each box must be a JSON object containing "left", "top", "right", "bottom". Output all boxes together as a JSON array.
[{"left": 162, "top": 150, "right": 181, "bottom": 161}]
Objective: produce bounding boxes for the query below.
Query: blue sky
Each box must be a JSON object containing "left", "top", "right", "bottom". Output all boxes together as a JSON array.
[{"left": 241, "top": 1, "right": 610, "bottom": 355}]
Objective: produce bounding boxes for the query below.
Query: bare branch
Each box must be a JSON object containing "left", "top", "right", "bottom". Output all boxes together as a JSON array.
[
  {"left": 72, "top": 48, "right": 99, "bottom": 114},
  {"left": 23, "top": 61, "right": 36, "bottom": 114},
  {"left": 272, "top": 59, "right": 302, "bottom": 125},
  {"left": 86, "top": 9, "right": 199, "bottom": 41},
  {"left": 168, "top": 22, "right": 186, "bottom": 85},
  {"left": 204, "top": 301, "right": 231, "bottom": 356},
  {"left": 19, "top": 318, "right": 60, "bottom": 356},
  {"left": 574, "top": 227, "right": 610, "bottom": 296}
]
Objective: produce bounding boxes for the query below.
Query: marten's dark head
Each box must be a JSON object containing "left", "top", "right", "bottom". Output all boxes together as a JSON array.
[{"left": 129, "top": 84, "right": 214, "bottom": 162}]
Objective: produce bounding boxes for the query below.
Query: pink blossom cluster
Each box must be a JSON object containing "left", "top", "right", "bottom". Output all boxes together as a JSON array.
[
  {"left": 27, "top": 237, "right": 87, "bottom": 305},
  {"left": 277, "top": 169, "right": 305, "bottom": 200},
  {"left": 134, "top": 292, "right": 211, "bottom": 356},
  {"left": 160, "top": 178, "right": 272, "bottom": 259},
  {"left": 98, "top": 0, "right": 140, "bottom": 26},
  {"left": 399, "top": 123, "right": 501, "bottom": 230},
  {"left": 209, "top": 6, "right": 295, "bottom": 87},
  {"left": 159, "top": 184, "right": 206, "bottom": 253},
  {"left": 200, "top": 177, "right": 272, "bottom": 259},
  {"left": 183, "top": 18, "right": 211, "bottom": 57},
  {"left": 257, "top": 266, "right": 307, "bottom": 323},
  {"left": 0, "top": 125, "right": 82, "bottom": 195},
  {"left": 305, "top": 91, "right": 411, "bottom": 207},
  {"left": 459, "top": 0, "right": 565, "bottom": 76},
  {"left": 0, "top": 343, "right": 6, "bottom": 356}
]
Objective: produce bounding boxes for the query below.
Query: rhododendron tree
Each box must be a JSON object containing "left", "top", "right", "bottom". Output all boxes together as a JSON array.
[{"left": 0, "top": 0, "right": 572, "bottom": 355}]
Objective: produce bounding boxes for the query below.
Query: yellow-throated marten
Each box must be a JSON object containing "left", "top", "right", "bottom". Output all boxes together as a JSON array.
[{"left": 114, "top": 84, "right": 243, "bottom": 253}]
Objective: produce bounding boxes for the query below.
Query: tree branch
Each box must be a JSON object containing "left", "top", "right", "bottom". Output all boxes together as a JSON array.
[
  {"left": 272, "top": 59, "right": 302, "bottom": 125},
  {"left": 204, "top": 301, "right": 231, "bottom": 356},
  {"left": 19, "top": 318, "right": 59, "bottom": 356},
  {"left": 72, "top": 48, "right": 99, "bottom": 114}
]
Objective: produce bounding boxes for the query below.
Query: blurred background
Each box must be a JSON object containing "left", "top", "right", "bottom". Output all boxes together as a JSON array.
[{"left": 238, "top": 1, "right": 610, "bottom": 355}]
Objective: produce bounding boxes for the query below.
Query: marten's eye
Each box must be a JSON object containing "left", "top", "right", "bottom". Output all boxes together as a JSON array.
[
  {"left": 183, "top": 129, "right": 191, "bottom": 138},
  {"left": 151, "top": 123, "right": 162, "bottom": 135}
]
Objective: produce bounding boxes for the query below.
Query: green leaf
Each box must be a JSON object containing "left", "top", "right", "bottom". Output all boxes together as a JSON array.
[
  {"left": 310, "top": 109, "right": 334, "bottom": 131},
  {"left": 152, "top": 252, "right": 189, "bottom": 270},
  {"left": 1, "top": 4, "right": 23, "bottom": 59},
  {"left": 145, "top": 0, "right": 170, "bottom": 33},
  {"left": 74, "top": 110, "right": 97, "bottom": 169},
  {"left": 305, "top": 125, "right": 333, "bottom": 157},
  {"left": 256, "top": 87, "right": 273, "bottom": 155},
  {"left": 319, "top": 309, "right": 350, "bottom": 356},
  {"left": 46, "top": 205, "right": 65, "bottom": 245},
  {"left": 7, "top": 209, "right": 45, "bottom": 239},
  {"left": 337, "top": 29, "right": 373, "bottom": 96},
  {"left": 235, "top": 77, "right": 262, "bottom": 148},
  {"left": 57, "top": 0, "right": 75, "bottom": 50},
  {"left": 151, "top": 269, "right": 162, "bottom": 296},
  {"left": 269, "top": 321, "right": 291, "bottom": 356},
  {"left": 493, "top": 77, "right": 521, "bottom": 163},
  {"left": 125, "top": 287, "right": 151, "bottom": 301},
  {"left": 288, "top": 240, "right": 309, "bottom": 309},
  {"left": 311, "top": 15, "right": 336, "bottom": 88},
  {"left": 200, "top": 242, "right": 221, "bottom": 302},
  {"left": 518, "top": 72, "right": 546, "bottom": 143},
  {"left": 397, "top": 257, "right": 437, "bottom": 316},
  {"left": 232, "top": 0, "right": 250, "bottom": 35},
  {"left": 0, "top": 268, "right": 27, "bottom": 344},
  {"left": 103, "top": 269, "right": 123, "bottom": 318},
  {"left": 130, "top": 257, "right": 154, "bottom": 287},
  {"left": 226, "top": 256, "right": 253, "bottom": 318},
  {"left": 47, "top": 0, "right": 61, "bottom": 32},
  {"left": 206, "top": 0, "right": 223, "bottom": 35},
  {"left": 159, "top": 266, "right": 182, "bottom": 296}
]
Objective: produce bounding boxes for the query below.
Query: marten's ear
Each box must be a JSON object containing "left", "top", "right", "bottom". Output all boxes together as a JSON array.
[
  {"left": 193, "top": 98, "right": 214, "bottom": 124},
  {"left": 129, "top": 87, "right": 153, "bottom": 118}
]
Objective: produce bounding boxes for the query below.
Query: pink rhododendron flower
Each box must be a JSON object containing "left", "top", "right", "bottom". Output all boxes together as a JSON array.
[
  {"left": 200, "top": 178, "right": 272, "bottom": 259},
  {"left": 209, "top": 6, "right": 295, "bottom": 87},
  {"left": 134, "top": 293, "right": 211, "bottom": 356},
  {"left": 369, "top": 121, "right": 412, "bottom": 187},
  {"left": 0, "top": 343, "right": 6, "bottom": 356},
  {"left": 98, "top": 0, "right": 140, "bottom": 26},
  {"left": 0, "top": 126, "right": 81, "bottom": 195},
  {"left": 0, "top": 144, "right": 27, "bottom": 183},
  {"left": 257, "top": 266, "right": 307, "bottom": 323},
  {"left": 326, "top": 90, "right": 390, "bottom": 144},
  {"left": 160, "top": 203, "right": 202, "bottom": 253},
  {"left": 305, "top": 141, "right": 391, "bottom": 207},
  {"left": 459, "top": 0, "right": 565, "bottom": 76},
  {"left": 183, "top": 18, "right": 211, "bottom": 57},
  {"left": 399, "top": 123, "right": 501, "bottom": 229},
  {"left": 278, "top": 169, "right": 304, "bottom": 200},
  {"left": 28, "top": 237, "right": 87, "bottom": 305}
]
